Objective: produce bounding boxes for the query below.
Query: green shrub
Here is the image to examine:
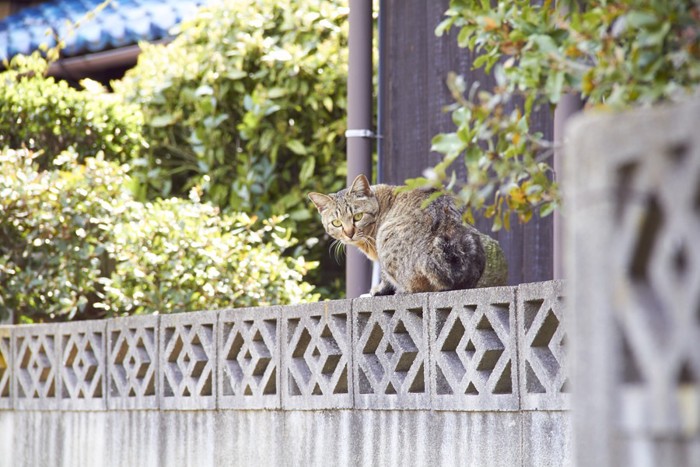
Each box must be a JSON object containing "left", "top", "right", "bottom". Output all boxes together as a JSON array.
[
  {"left": 415, "top": 0, "right": 700, "bottom": 229},
  {"left": 0, "top": 148, "right": 126, "bottom": 322},
  {"left": 106, "top": 199, "right": 318, "bottom": 315},
  {"left": 115, "top": 0, "right": 349, "bottom": 292},
  {"left": 0, "top": 53, "right": 146, "bottom": 166},
  {"left": 0, "top": 148, "right": 318, "bottom": 323}
]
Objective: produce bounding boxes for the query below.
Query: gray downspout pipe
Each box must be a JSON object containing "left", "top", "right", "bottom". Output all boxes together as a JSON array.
[
  {"left": 345, "top": 0, "right": 373, "bottom": 298},
  {"left": 370, "top": 0, "right": 386, "bottom": 290}
]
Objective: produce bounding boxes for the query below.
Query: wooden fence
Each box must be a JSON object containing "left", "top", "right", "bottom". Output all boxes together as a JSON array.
[{"left": 378, "top": 0, "right": 555, "bottom": 285}]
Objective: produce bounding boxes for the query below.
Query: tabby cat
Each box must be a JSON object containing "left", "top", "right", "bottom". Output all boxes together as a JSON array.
[{"left": 308, "top": 174, "right": 507, "bottom": 296}]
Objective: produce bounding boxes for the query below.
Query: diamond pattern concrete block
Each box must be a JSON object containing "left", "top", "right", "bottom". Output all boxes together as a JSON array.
[
  {"left": 13, "top": 324, "right": 59, "bottom": 410},
  {"left": 282, "top": 300, "right": 352, "bottom": 410},
  {"left": 429, "top": 286, "right": 518, "bottom": 411},
  {"left": 518, "top": 280, "right": 569, "bottom": 410},
  {"left": 0, "top": 326, "right": 12, "bottom": 409},
  {"left": 57, "top": 320, "right": 107, "bottom": 410},
  {"left": 353, "top": 293, "right": 430, "bottom": 409},
  {"left": 566, "top": 98, "right": 700, "bottom": 466},
  {"left": 601, "top": 122, "right": 700, "bottom": 437},
  {"left": 107, "top": 315, "right": 159, "bottom": 409},
  {"left": 218, "top": 306, "right": 280, "bottom": 409},
  {"left": 160, "top": 311, "right": 217, "bottom": 410}
]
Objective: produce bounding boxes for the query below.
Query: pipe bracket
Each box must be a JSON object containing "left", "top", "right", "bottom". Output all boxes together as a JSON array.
[{"left": 345, "top": 129, "right": 381, "bottom": 139}]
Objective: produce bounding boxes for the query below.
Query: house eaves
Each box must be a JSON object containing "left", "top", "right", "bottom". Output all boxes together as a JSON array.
[{"left": 0, "top": 0, "right": 210, "bottom": 77}]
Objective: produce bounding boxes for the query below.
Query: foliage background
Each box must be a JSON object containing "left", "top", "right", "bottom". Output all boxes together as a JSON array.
[
  {"left": 8, "top": 0, "right": 691, "bottom": 319},
  {"left": 0, "top": 53, "right": 146, "bottom": 167},
  {"left": 115, "top": 0, "right": 349, "bottom": 292},
  {"left": 416, "top": 0, "right": 700, "bottom": 230},
  {"left": 0, "top": 148, "right": 317, "bottom": 323},
  {"left": 0, "top": 0, "right": 352, "bottom": 322}
]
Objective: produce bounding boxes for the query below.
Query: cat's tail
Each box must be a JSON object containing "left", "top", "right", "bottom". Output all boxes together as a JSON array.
[{"left": 475, "top": 233, "right": 508, "bottom": 287}]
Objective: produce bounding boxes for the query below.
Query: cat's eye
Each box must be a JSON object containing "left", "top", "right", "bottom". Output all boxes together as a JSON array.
[
  {"left": 353, "top": 212, "right": 364, "bottom": 222},
  {"left": 331, "top": 219, "right": 342, "bottom": 227}
]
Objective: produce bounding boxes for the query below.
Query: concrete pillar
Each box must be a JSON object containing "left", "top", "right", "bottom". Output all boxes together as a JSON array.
[{"left": 566, "top": 99, "right": 700, "bottom": 466}]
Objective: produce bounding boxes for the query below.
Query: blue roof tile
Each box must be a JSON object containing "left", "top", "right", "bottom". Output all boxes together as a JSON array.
[{"left": 0, "top": 0, "right": 212, "bottom": 62}]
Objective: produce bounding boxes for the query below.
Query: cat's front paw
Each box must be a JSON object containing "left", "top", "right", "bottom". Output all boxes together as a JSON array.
[{"left": 370, "top": 281, "right": 396, "bottom": 296}]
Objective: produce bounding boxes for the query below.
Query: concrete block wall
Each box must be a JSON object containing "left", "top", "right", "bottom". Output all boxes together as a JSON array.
[
  {"left": 0, "top": 281, "right": 571, "bottom": 467},
  {"left": 566, "top": 98, "right": 700, "bottom": 467}
]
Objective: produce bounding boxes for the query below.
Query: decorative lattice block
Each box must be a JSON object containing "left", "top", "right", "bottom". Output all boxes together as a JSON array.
[
  {"left": 57, "top": 321, "right": 107, "bottom": 410},
  {"left": 430, "top": 287, "right": 518, "bottom": 411},
  {"left": 13, "top": 324, "right": 59, "bottom": 410},
  {"left": 107, "top": 315, "right": 159, "bottom": 409},
  {"left": 353, "top": 294, "right": 430, "bottom": 409},
  {"left": 282, "top": 300, "right": 352, "bottom": 409},
  {"left": 566, "top": 97, "right": 700, "bottom": 465},
  {"left": 160, "top": 311, "right": 217, "bottom": 410},
  {"left": 218, "top": 306, "right": 280, "bottom": 409},
  {"left": 518, "top": 281, "right": 569, "bottom": 410},
  {"left": 0, "top": 326, "right": 11, "bottom": 409},
  {"left": 605, "top": 127, "right": 700, "bottom": 435}
]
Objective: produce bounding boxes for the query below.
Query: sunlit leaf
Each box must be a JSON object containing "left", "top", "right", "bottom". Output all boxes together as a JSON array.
[{"left": 287, "top": 139, "right": 307, "bottom": 155}]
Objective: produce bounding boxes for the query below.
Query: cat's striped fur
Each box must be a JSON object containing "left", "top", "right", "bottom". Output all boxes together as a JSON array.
[{"left": 309, "top": 174, "right": 506, "bottom": 295}]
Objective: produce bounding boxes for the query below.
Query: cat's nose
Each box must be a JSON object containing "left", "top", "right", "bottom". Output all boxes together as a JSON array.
[{"left": 343, "top": 226, "right": 355, "bottom": 238}]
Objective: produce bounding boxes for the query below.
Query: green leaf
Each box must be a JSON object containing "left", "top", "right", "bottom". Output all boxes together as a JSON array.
[
  {"left": 286, "top": 139, "right": 307, "bottom": 155},
  {"left": 226, "top": 69, "right": 247, "bottom": 80},
  {"left": 530, "top": 34, "right": 559, "bottom": 54},
  {"left": 267, "top": 87, "right": 287, "bottom": 99},
  {"left": 290, "top": 209, "right": 312, "bottom": 221},
  {"left": 473, "top": 54, "right": 491, "bottom": 69},
  {"left": 545, "top": 71, "right": 565, "bottom": 104},
  {"left": 435, "top": 17, "right": 453, "bottom": 37},
  {"left": 539, "top": 202, "right": 556, "bottom": 217},
  {"left": 639, "top": 22, "right": 671, "bottom": 48},
  {"left": 457, "top": 26, "right": 472, "bottom": 48},
  {"left": 299, "top": 156, "right": 315, "bottom": 183},
  {"left": 150, "top": 114, "right": 176, "bottom": 127},
  {"left": 420, "top": 190, "right": 444, "bottom": 209},
  {"left": 323, "top": 97, "right": 334, "bottom": 112},
  {"left": 243, "top": 94, "right": 254, "bottom": 111},
  {"left": 624, "top": 11, "right": 658, "bottom": 29},
  {"left": 195, "top": 85, "right": 214, "bottom": 96},
  {"left": 431, "top": 133, "right": 466, "bottom": 155}
]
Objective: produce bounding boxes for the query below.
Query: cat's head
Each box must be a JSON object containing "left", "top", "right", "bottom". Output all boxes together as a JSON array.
[{"left": 308, "top": 174, "right": 379, "bottom": 246}]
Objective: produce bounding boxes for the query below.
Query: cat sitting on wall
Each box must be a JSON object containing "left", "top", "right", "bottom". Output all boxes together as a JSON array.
[{"left": 308, "top": 174, "right": 507, "bottom": 296}]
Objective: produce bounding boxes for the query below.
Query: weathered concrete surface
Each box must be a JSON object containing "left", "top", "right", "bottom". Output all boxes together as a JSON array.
[
  {"left": 522, "top": 411, "right": 573, "bottom": 467},
  {"left": 566, "top": 99, "right": 700, "bottom": 467},
  {"left": 218, "top": 306, "right": 281, "bottom": 409},
  {"left": 429, "top": 287, "right": 519, "bottom": 412},
  {"left": 0, "top": 409, "right": 569, "bottom": 467},
  {"left": 2, "top": 284, "right": 570, "bottom": 413},
  {"left": 0, "top": 282, "right": 573, "bottom": 466},
  {"left": 517, "top": 281, "right": 570, "bottom": 411},
  {"left": 353, "top": 293, "right": 431, "bottom": 410},
  {"left": 431, "top": 411, "right": 522, "bottom": 467},
  {"left": 159, "top": 310, "right": 218, "bottom": 410},
  {"left": 0, "top": 409, "right": 14, "bottom": 465},
  {"left": 107, "top": 315, "right": 160, "bottom": 410},
  {"left": 281, "top": 300, "right": 354, "bottom": 410}
]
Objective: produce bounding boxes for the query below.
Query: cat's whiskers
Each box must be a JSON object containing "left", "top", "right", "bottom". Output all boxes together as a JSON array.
[{"left": 329, "top": 238, "right": 346, "bottom": 264}]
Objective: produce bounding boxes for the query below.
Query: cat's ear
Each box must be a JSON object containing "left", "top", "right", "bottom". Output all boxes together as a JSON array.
[
  {"left": 308, "top": 192, "right": 333, "bottom": 213},
  {"left": 350, "top": 174, "right": 372, "bottom": 197}
]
